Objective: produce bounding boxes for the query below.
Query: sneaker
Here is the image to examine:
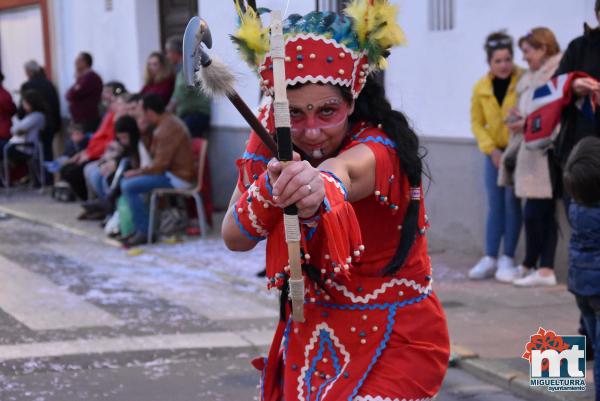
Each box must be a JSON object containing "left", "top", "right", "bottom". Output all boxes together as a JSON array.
[
  {"left": 494, "top": 256, "right": 519, "bottom": 283},
  {"left": 513, "top": 270, "right": 557, "bottom": 287},
  {"left": 516, "top": 265, "right": 533, "bottom": 279},
  {"left": 468, "top": 256, "right": 497, "bottom": 280}
]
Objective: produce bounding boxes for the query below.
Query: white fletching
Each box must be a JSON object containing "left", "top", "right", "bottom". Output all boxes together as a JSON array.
[{"left": 195, "top": 56, "right": 236, "bottom": 98}]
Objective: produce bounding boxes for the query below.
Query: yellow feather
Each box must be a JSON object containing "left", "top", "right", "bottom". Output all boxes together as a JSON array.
[
  {"left": 344, "top": 0, "right": 406, "bottom": 69},
  {"left": 233, "top": 2, "right": 270, "bottom": 65}
]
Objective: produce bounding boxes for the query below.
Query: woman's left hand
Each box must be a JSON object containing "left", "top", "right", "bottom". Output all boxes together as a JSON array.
[
  {"left": 269, "top": 156, "right": 325, "bottom": 218},
  {"left": 507, "top": 118, "right": 525, "bottom": 133}
]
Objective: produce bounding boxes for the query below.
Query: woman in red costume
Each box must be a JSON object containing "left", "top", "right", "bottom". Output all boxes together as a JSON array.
[{"left": 221, "top": 2, "right": 450, "bottom": 400}]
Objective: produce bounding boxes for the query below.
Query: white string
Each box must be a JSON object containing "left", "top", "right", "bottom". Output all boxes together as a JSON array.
[{"left": 283, "top": 0, "right": 291, "bottom": 20}]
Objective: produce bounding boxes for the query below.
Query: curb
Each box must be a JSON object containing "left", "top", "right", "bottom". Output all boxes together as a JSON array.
[{"left": 455, "top": 354, "right": 593, "bottom": 401}]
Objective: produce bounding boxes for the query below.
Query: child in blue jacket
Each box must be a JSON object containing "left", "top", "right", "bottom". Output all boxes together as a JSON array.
[{"left": 564, "top": 136, "right": 600, "bottom": 400}]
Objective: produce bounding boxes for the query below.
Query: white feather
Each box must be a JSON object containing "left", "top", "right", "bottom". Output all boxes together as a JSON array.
[{"left": 194, "top": 56, "right": 237, "bottom": 98}]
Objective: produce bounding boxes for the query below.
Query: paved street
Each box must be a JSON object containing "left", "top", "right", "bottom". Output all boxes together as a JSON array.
[{"left": 0, "top": 214, "right": 535, "bottom": 401}]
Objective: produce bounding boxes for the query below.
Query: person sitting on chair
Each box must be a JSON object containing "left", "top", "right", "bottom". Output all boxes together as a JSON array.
[{"left": 119, "top": 93, "right": 195, "bottom": 247}]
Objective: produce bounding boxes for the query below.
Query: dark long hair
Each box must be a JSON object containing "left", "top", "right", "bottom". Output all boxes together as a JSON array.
[
  {"left": 341, "top": 78, "right": 426, "bottom": 275},
  {"left": 114, "top": 115, "right": 140, "bottom": 158},
  {"left": 21, "top": 89, "right": 47, "bottom": 114}
]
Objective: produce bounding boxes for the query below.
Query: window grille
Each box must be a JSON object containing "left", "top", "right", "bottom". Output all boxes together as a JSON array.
[{"left": 428, "top": 0, "right": 455, "bottom": 31}]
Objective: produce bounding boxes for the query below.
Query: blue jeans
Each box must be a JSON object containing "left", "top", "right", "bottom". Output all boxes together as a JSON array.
[
  {"left": 484, "top": 156, "right": 522, "bottom": 258},
  {"left": 575, "top": 295, "right": 600, "bottom": 401},
  {"left": 121, "top": 174, "right": 173, "bottom": 234},
  {"left": 84, "top": 161, "right": 108, "bottom": 199}
]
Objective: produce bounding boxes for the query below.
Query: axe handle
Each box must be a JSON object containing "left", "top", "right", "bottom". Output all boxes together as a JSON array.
[{"left": 227, "top": 93, "right": 278, "bottom": 155}]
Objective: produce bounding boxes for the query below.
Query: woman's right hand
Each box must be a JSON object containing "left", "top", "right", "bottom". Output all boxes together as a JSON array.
[
  {"left": 491, "top": 149, "right": 503, "bottom": 169},
  {"left": 573, "top": 77, "right": 600, "bottom": 97}
]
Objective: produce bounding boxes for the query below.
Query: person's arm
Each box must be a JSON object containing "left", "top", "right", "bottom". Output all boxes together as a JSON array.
[
  {"left": 138, "top": 129, "right": 179, "bottom": 175},
  {"left": 470, "top": 92, "right": 496, "bottom": 155},
  {"left": 66, "top": 73, "right": 99, "bottom": 101},
  {"left": 221, "top": 144, "right": 376, "bottom": 251},
  {"left": 10, "top": 113, "right": 43, "bottom": 136}
]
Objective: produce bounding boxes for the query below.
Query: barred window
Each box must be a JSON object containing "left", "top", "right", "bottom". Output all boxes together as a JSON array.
[{"left": 428, "top": 0, "right": 455, "bottom": 31}]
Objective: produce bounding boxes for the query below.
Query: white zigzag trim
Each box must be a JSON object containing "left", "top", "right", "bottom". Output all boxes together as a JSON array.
[
  {"left": 297, "top": 322, "right": 350, "bottom": 401},
  {"left": 248, "top": 182, "right": 276, "bottom": 207},
  {"left": 330, "top": 278, "right": 433, "bottom": 304},
  {"left": 247, "top": 201, "right": 268, "bottom": 237},
  {"left": 321, "top": 172, "right": 345, "bottom": 197},
  {"left": 287, "top": 33, "right": 361, "bottom": 58},
  {"left": 286, "top": 74, "right": 352, "bottom": 88},
  {"left": 259, "top": 96, "right": 273, "bottom": 130},
  {"left": 353, "top": 396, "right": 434, "bottom": 401}
]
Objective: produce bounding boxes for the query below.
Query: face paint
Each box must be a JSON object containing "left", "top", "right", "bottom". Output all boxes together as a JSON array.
[{"left": 289, "top": 98, "right": 350, "bottom": 133}]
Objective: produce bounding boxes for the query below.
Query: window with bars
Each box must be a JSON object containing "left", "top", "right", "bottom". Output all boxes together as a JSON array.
[{"left": 428, "top": 0, "right": 455, "bottom": 31}]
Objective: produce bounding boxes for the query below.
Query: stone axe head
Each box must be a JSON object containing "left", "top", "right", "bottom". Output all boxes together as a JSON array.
[{"left": 183, "top": 16, "right": 213, "bottom": 86}]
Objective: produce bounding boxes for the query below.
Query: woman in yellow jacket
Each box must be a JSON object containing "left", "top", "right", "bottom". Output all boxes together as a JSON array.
[{"left": 469, "top": 31, "right": 523, "bottom": 282}]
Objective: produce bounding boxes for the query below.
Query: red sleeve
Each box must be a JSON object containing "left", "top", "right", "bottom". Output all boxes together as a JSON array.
[
  {"left": 86, "top": 112, "right": 115, "bottom": 159},
  {"left": 235, "top": 103, "right": 275, "bottom": 192}
]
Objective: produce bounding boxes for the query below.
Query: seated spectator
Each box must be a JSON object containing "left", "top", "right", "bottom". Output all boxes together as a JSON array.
[
  {"left": 60, "top": 85, "right": 127, "bottom": 202},
  {"left": 44, "top": 123, "right": 89, "bottom": 174},
  {"left": 81, "top": 115, "right": 142, "bottom": 222},
  {"left": 165, "top": 36, "right": 211, "bottom": 138},
  {"left": 3, "top": 90, "right": 46, "bottom": 166},
  {"left": 140, "top": 52, "right": 175, "bottom": 106},
  {"left": 120, "top": 93, "right": 194, "bottom": 247},
  {"left": 0, "top": 71, "right": 16, "bottom": 150},
  {"left": 99, "top": 81, "right": 126, "bottom": 119}
]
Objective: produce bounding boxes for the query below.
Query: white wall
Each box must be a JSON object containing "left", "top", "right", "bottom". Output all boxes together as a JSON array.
[
  {"left": 52, "top": 0, "right": 160, "bottom": 115},
  {"left": 0, "top": 5, "right": 44, "bottom": 101},
  {"left": 387, "top": 0, "right": 597, "bottom": 138}
]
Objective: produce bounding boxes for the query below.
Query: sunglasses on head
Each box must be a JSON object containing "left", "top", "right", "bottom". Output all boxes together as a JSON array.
[{"left": 486, "top": 38, "right": 512, "bottom": 48}]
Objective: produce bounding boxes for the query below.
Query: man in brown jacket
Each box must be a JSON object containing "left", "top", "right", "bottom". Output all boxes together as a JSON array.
[{"left": 120, "top": 93, "right": 195, "bottom": 246}]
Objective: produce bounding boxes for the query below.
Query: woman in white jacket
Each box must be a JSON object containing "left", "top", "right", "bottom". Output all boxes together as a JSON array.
[
  {"left": 6, "top": 89, "right": 46, "bottom": 164},
  {"left": 499, "top": 28, "right": 562, "bottom": 286}
]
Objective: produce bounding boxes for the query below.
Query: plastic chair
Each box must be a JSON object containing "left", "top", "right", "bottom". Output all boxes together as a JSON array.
[
  {"left": 2, "top": 141, "right": 45, "bottom": 192},
  {"left": 147, "top": 138, "right": 210, "bottom": 242}
]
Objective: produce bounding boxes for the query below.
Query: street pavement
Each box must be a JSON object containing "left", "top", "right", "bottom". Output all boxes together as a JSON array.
[{"left": 0, "top": 190, "right": 593, "bottom": 400}]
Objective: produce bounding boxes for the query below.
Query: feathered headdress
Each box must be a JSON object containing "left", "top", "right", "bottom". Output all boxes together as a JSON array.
[{"left": 230, "top": 0, "right": 406, "bottom": 98}]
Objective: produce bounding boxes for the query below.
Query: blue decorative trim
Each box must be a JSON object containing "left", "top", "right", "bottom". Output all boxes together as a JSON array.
[
  {"left": 232, "top": 207, "right": 265, "bottom": 242},
  {"left": 323, "top": 197, "right": 332, "bottom": 212},
  {"left": 315, "top": 292, "right": 429, "bottom": 311},
  {"left": 320, "top": 169, "right": 348, "bottom": 200},
  {"left": 348, "top": 304, "right": 399, "bottom": 401},
  {"left": 265, "top": 172, "right": 274, "bottom": 196},
  {"left": 242, "top": 151, "right": 270, "bottom": 164},
  {"left": 351, "top": 134, "right": 396, "bottom": 149},
  {"left": 305, "top": 225, "right": 318, "bottom": 241},
  {"left": 283, "top": 317, "right": 292, "bottom": 363},
  {"left": 315, "top": 332, "right": 344, "bottom": 401},
  {"left": 305, "top": 330, "right": 343, "bottom": 401}
]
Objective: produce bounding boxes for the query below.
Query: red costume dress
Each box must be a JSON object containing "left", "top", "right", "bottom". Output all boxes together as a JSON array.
[
  {"left": 235, "top": 114, "right": 450, "bottom": 401},
  {"left": 228, "top": 2, "right": 450, "bottom": 400}
]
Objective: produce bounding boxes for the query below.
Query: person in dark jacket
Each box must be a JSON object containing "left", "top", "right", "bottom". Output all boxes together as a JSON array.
[
  {"left": 20, "top": 60, "right": 61, "bottom": 163},
  {"left": 66, "top": 52, "right": 103, "bottom": 133},
  {"left": 0, "top": 71, "right": 17, "bottom": 150},
  {"left": 563, "top": 136, "right": 600, "bottom": 401},
  {"left": 554, "top": 1, "right": 600, "bottom": 179}
]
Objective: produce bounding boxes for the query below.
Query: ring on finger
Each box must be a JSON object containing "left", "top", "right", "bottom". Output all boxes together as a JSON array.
[{"left": 306, "top": 183, "right": 312, "bottom": 194}]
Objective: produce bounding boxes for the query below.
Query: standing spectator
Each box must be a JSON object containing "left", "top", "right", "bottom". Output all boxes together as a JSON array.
[
  {"left": 165, "top": 36, "right": 211, "bottom": 138},
  {"left": 0, "top": 71, "right": 17, "bottom": 150},
  {"left": 3, "top": 90, "right": 46, "bottom": 165},
  {"left": 66, "top": 52, "right": 103, "bottom": 133},
  {"left": 20, "top": 60, "right": 61, "bottom": 163},
  {"left": 120, "top": 94, "right": 194, "bottom": 247},
  {"left": 140, "top": 52, "right": 175, "bottom": 106},
  {"left": 498, "top": 28, "right": 562, "bottom": 286},
  {"left": 563, "top": 137, "right": 600, "bottom": 401},
  {"left": 469, "top": 31, "right": 523, "bottom": 281}
]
